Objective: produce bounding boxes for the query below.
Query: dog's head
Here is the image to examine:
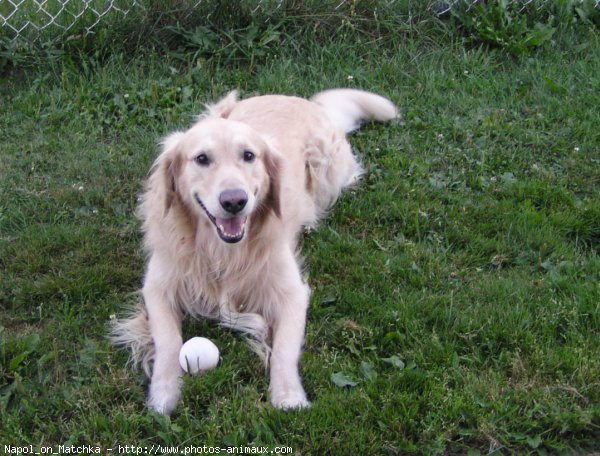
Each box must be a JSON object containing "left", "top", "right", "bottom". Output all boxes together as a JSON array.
[{"left": 158, "top": 118, "right": 281, "bottom": 244}]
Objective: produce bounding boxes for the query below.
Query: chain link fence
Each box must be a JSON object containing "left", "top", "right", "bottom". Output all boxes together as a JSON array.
[
  {"left": 1, "top": 0, "right": 136, "bottom": 40},
  {"left": 1, "top": 1, "right": 599, "bottom": 43},
  {"left": 436, "top": 0, "right": 600, "bottom": 16}
]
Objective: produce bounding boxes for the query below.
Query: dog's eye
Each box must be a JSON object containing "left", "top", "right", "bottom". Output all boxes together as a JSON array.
[
  {"left": 195, "top": 153, "right": 210, "bottom": 167},
  {"left": 243, "top": 150, "right": 256, "bottom": 163}
]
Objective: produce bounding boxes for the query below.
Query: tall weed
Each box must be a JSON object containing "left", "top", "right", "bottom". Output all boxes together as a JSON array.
[{"left": 450, "top": 0, "right": 599, "bottom": 56}]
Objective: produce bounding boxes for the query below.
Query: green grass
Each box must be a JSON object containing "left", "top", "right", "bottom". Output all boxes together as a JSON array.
[{"left": 1, "top": 6, "right": 600, "bottom": 455}]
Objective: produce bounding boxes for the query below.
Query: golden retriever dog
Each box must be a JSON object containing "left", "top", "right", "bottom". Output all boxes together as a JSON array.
[{"left": 111, "top": 89, "right": 396, "bottom": 414}]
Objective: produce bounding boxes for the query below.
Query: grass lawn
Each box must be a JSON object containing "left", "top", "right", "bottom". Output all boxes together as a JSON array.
[{"left": 1, "top": 6, "right": 599, "bottom": 455}]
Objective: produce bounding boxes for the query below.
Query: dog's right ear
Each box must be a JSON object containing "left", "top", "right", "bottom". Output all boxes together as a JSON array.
[{"left": 159, "top": 132, "right": 185, "bottom": 214}]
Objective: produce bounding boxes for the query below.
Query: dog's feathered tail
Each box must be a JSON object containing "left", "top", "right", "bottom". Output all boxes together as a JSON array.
[
  {"left": 203, "top": 90, "right": 238, "bottom": 119},
  {"left": 311, "top": 89, "right": 397, "bottom": 133},
  {"left": 109, "top": 297, "right": 155, "bottom": 377}
]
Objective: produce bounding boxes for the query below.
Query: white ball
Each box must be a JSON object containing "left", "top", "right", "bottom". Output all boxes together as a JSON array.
[{"left": 179, "top": 337, "right": 220, "bottom": 374}]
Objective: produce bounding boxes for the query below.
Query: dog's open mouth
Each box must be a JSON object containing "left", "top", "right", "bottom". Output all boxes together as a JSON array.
[{"left": 194, "top": 194, "right": 247, "bottom": 243}]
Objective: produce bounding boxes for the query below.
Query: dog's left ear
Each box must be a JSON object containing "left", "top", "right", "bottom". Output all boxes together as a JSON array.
[{"left": 262, "top": 147, "right": 281, "bottom": 219}]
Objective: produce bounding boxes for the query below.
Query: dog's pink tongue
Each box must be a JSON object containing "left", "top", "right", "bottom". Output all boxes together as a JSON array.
[{"left": 216, "top": 216, "right": 246, "bottom": 237}]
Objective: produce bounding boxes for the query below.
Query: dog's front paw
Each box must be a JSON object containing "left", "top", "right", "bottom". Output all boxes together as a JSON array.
[
  {"left": 148, "top": 376, "right": 182, "bottom": 415},
  {"left": 270, "top": 389, "right": 311, "bottom": 410}
]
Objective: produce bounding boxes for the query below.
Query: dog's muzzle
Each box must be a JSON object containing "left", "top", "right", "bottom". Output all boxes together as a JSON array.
[{"left": 195, "top": 193, "right": 247, "bottom": 244}]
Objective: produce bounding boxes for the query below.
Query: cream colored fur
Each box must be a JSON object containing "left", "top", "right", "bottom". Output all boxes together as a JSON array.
[{"left": 111, "top": 88, "right": 397, "bottom": 414}]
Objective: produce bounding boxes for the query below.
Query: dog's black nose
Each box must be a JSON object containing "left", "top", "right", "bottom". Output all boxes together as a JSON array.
[{"left": 219, "top": 189, "right": 248, "bottom": 214}]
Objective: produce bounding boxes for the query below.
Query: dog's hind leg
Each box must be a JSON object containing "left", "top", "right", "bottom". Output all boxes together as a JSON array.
[{"left": 219, "top": 300, "right": 271, "bottom": 364}]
